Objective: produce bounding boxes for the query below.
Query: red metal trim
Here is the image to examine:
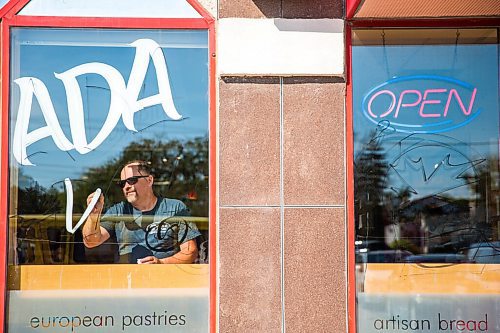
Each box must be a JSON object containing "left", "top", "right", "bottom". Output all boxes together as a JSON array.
[
  {"left": 1, "top": 0, "right": 214, "bottom": 24},
  {"left": 7, "top": 0, "right": 30, "bottom": 18},
  {"left": 345, "top": 23, "right": 357, "bottom": 333},
  {"left": 8, "top": 16, "right": 209, "bottom": 29},
  {"left": 186, "top": 0, "right": 215, "bottom": 23},
  {"left": 207, "top": 20, "right": 217, "bottom": 333},
  {"left": 0, "top": 17, "right": 12, "bottom": 333},
  {"left": 0, "top": 0, "right": 29, "bottom": 19},
  {"left": 346, "top": 0, "right": 364, "bottom": 19},
  {"left": 346, "top": 17, "right": 500, "bottom": 333},
  {"left": 348, "top": 17, "right": 500, "bottom": 28},
  {"left": 0, "top": 0, "right": 217, "bottom": 22}
]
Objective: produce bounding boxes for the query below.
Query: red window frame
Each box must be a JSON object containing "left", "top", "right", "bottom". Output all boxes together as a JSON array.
[
  {"left": 346, "top": 2, "right": 499, "bottom": 332},
  {"left": 0, "top": 1, "right": 217, "bottom": 332}
]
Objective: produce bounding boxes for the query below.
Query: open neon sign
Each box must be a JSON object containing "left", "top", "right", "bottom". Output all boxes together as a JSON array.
[{"left": 362, "top": 75, "right": 481, "bottom": 133}]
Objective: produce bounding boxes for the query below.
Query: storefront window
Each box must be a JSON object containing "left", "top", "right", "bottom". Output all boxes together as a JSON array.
[
  {"left": 352, "top": 29, "right": 499, "bottom": 332},
  {"left": 7, "top": 27, "right": 210, "bottom": 332}
]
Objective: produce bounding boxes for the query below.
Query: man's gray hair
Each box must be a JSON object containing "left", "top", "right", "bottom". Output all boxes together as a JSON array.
[{"left": 123, "top": 160, "right": 152, "bottom": 176}]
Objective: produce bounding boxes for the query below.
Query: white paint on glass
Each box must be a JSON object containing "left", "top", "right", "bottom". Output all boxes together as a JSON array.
[
  {"left": 13, "top": 39, "right": 182, "bottom": 166},
  {"left": 357, "top": 294, "right": 499, "bottom": 333},
  {"left": 8, "top": 288, "right": 208, "bottom": 332},
  {"left": 64, "top": 178, "right": 101, "bottom": 234}
]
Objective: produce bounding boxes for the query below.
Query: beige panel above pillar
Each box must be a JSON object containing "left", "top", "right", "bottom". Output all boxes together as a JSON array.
[{"left": 218, "top": 18, "right": 344, "bottom": 76}]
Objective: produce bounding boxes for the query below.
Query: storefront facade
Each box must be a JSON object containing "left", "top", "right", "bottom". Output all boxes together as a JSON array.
[
  {"left": 0, "top": 0, "right": 498, "bottom": 332},
  {"left": 0, "top": 1, "right": 215, "bottom": 332}
]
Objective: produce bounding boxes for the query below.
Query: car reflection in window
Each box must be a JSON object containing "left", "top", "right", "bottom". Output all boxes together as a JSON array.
[
  {"left": 465, "top": 241, "right": 500, "bottom": 264},
  {"left": 403, "top": 253, "right": 467, "bottom": 264},
  {"left": 357, "top": 249, "right": 413, "bottom": 263}
]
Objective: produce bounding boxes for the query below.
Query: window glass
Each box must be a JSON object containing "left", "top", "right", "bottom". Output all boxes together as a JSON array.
[
  {"left": 7, "top": 27, "right": 209, "bottom": 332},
  {"left": 352, "top": 28, "right": 499, "bottom": 333}
]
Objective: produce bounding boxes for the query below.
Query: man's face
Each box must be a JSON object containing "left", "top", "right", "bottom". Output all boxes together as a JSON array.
[{"left": 120, "top": 164, "right": 153, "bottom": 205}]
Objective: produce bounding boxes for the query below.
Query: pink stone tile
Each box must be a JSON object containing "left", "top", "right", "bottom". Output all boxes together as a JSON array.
[
  {"left": 284, "top": 208, "right": 346, "bottom": 333},
  {"left": 283, "top": 77, "right": 346, "bottom": 206},
  {"left": 219, "top": 0, "right": 281, "bottom": 18},
  {"left": 219, "top": 77, "right": 281, "bottom": 206},
  {"left": 283, "top": 0, "right": 343, "bottom": 18},
  {"left": 219, "top": 208, "right": 282, "bottom": 333}
]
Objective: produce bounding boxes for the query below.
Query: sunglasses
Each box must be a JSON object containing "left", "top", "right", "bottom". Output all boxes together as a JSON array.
[{"left": 116, "top": 175, "right": 149, "bottom": 188}]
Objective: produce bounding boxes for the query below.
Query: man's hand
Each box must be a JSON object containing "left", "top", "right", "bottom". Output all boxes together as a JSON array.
[
  {"left": 82, "top": 191, "right": 109, "bottom": 248},
  {"left": 137, "top": 240, "right": 198, "bottom": 264},
  {"left": 87, "top": 191, "right": 104, "bottom": 216},
  {"left": 137, "top": 256, "right": 161, "bottom": 264}
]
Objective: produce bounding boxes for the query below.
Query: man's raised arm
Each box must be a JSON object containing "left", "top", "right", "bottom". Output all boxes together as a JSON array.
[{"left": 82, "top": 191, "right": 110, "bottom": 248}]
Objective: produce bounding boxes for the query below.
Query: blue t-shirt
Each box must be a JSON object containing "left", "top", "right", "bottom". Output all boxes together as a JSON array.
[{"left": 100, "top": 198, "right": 201, "bottom": 262}]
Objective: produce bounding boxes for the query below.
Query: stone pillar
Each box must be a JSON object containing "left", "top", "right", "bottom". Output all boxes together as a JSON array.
[{"left": 217, "top": 1, "right": 346, "bottom": 332}]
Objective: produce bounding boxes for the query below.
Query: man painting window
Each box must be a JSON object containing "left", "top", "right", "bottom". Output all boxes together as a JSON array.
[{"left": 83, "top": 161, "right": 200, "bottom": 264}]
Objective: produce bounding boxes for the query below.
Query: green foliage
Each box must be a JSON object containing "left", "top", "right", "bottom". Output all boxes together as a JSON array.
[
  {"left": 71, "top": 136, "right": 209, "bottom": 217},
  {"left": 354, "top": 135, "right": 389, "bottom": 240},
  {"left": 17, "top": 184, "right": 62, "bottom": 214}
]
